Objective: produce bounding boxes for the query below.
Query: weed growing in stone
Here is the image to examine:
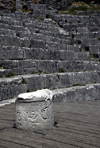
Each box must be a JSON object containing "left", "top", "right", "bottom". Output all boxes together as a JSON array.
[
  {"left": 21, "top": 77, "right": 27, "bottom": 84},
  {"left": 0, "top": 64, "right": 3, "bottom": 69},
  {"left": 80, "top": 48, "right": 82, "bottom": 52},
  {"left": 27, "top": 89, "right": 30, "bottom": 92},
  {"left": 22, "top": 22, "right": 26, "bottom": 28},
  {"left": 39, "top": 16, "right": 44, "bottom": 21},
  {"left": 73, "top": 84, "right": 86, "bottom": 86},
  {"left": 58, "top": 68, "right": 66, "bottom": 73},
  {"left": 46, "top": 14, "right": 52, "bottom": 19},
  {"left": 43, "top": 87, "right": 46, "bottom": 89},
  {"left": 12, "top": 0, "right": 16, "bottom": 12},
  {"left": 98, "top": 37, "right": 100, "bottom": 40},
  {"left": 70, "top": 42, "right": 74, "bottom": 46},
  {"left": 6, "top": 72, "right": 15, "bottom": 77},
  {"left": 56, "top": 74, "right": 60, "bottom": 79},
  {"left": 69, "top": 22, "right": 72, "bottom": 24}
]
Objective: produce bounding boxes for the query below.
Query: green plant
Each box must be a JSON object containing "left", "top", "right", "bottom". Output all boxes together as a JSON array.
[
  {"left": 43, "top": 87, "right": 46, "bottom": 89},
  {"left": 46, "top": 14, "right": 52, "bottom": 18},
  {"left": 93, "top": 54, "right": 98, "bottom": 58},
  {"left": 38, "top": 71, "right": 42, "bottom": 75},
  {"left": 0, "top": 64, "right": 3, "bottom": 69},
  {"left": 58, "top": 68, "right": 66, "bottom": 73},
  {"left": 60, "top": 40, "right": 62, "bottom": 44},
  {"left": 80, "top": 48, "right": 82, "bottom": 52},
  {"left": 52, "top": 95, "right": 55, "bottom": 100},
  {"left": 22, "top": 22, "right": 26, "bottom": 27},
  {"left": 98, "top": 37, "right": 100, "bottom": 40},
  {"left": 22, "top": 77, "right": 27, "bottom": 84},
  {"left": 12, "top": 0, "right": 16, "bottom": 12},
  {"left": 76, "top": 98, "right": 79, "bottom": 101},
  {"left": 27, "top": 89, "right": 30, "bottom": 92},
  {"left": 69, "top": 21, "right": 72, "bottom": 24},
  {"left": 6, "top": 72, "right": 15, "bottom": 77},
  {"left": 56, "top": 74, "right": 60, "bottom": 79},
  {"left": 84, "top": 22, "right": 86, "bottom": 27},
  {"left": 0, "top": 75, "right": 3, "bottom": 78},
  {"left": 70, "top": 42, "right": 74, "bottom": 45},
  {"left": 73, "top": 84, "right": 86, "bottom": 86},
  {"left": 39, "top": 16, "right": 44, "bottom": 21},
  {"left": 41, "top": 55, "right": 45, "bottom": 60}
]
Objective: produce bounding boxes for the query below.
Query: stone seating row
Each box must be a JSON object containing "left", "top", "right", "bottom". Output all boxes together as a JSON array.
[
  {"left": 0, "top": 46, "right": 89, "bottom": 61},
  {"left": 0, "top": 71, "right": 99, "bottom": 101},
  {"left": 0, "top": 12, "right": 100, "bottom": 102},
  {"left": 0, "top": 59, "right": 100, "bottom": 76}
]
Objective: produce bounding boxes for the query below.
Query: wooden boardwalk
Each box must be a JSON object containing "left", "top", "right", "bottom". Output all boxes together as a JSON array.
[{"left": 0, "top": 101, "right": 100, "bottom": 148}]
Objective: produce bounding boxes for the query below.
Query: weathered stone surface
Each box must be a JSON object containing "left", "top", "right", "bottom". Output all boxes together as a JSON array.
[
  {"left": 16, "top": 0, "right": 22, "bottom": 12},
  {"left": 52, "top": 83, "right": 100, "bottom": 102},
  {"left": 15, "top": 89, "right": 54, "bottom": 132},
  {"left": 0, "top": 5, "right": 100, "bottom": 103}
]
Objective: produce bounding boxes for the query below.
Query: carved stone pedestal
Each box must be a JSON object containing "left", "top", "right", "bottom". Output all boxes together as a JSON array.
[{"left": 15, "top": 89, "right": 54, "bottom": 132}]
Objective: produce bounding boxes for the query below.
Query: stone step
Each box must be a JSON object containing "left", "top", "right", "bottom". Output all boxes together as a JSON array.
[
  {"left": 52, "top": 14, "right": 100, "bottom": 27},
  {"left": 0, "top": 46, "right": 89, "bottom": 60},
  {"left": 25, "top": 23, "right": 59, "bottom": 32},
  {"left": 81, "top": 38, "right": 99, "bottom": 48},
  {"left": 89, "top": 31, "right": 100, "bottom": 38},
  {"left": 89, "top": 45, "right": 100, "bottom": 54},
  {"left": 0, "top": 17, "right": 22, "bottom": 26},
  {"left": 22, "top": 18, "right": 57, "bottom": 26},
  {"left": 88, "top": 27, "right": 100, "bottom": 32},
  {"left": 72, "top": 38, "right": 99, "bottom": 48},
  {"left": 0, "top": 71, "right": 100, "bottom": 101},
  {"left": 24, "top": 48, "right": 89, "bottom": 60},
  {"left": 24, "top": 21, "right": 56, "bottom": 28},
  {"left": 0, "top": 69, "right": 12, "bottom": 77},
  {"left": 0, "top": 25, "right": 69, "bottom": 41},
  {"left": 0, "top": 36, "right": 31, "bottom": 47},
  {"left": 0, "top": 28, "right": 16, "bottom": 36},
  {"left": 0, "top": 60, "right": 100, "bottom": 75},
  {"left": 34, "top": 29, "right": 69, "bottom": 39},
  {"left": 0, "top": 33, "right": 70, "bottom": 49},
  {"left": 52, "top": 14, "right": 89, "bottom": 22},
  {"left": 52, "top": 83, "right": 100, "bottom": 102},
  {"left": 71, "top": 32, "right": 100, "bottom": 41},
  {"left": 30, "top": 32, "right": 69, "bottom": 44},
  {"left": 0, "top": 35, "right": 20, "bottom": 47},
  {"left": 0, "top": 23, "right": 27, "bottom": 32},
  {"left": 0, "top": 28, "right": 31, "bottom": 38},
  {"left": 1, "top": 59, "right": 100, "bottom": 75}
]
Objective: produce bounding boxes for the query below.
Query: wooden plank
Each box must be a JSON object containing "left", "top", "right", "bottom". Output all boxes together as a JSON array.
[
  {"left": 0, "top": 101, "right": 100, "bottom": 148},
  {"left": 44, "top": 128, "right": 100, "bottom": 148},
  {"left": 53, "top": 123, "right": 100, "bottom": 137},
  {"left": 0, "top": 128, "right": 77, "bottom": 148}
]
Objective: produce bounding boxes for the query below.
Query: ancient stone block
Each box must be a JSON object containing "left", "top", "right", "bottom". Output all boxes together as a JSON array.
[{"left": 15, "top": 89, "right": 54, "bottom": 132}]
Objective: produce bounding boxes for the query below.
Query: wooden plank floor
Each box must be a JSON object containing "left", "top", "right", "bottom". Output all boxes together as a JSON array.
[{"left": 0, "top": 101, "right": 100, "bottom": 148}]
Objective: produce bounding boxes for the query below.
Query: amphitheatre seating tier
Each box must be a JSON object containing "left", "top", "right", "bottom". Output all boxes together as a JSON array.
[
  {"left": 0, "top": 71, "right": 100, "bottom": 101},
  {"left": 0, "top": 11, "right": 100, "bottom": 102}
]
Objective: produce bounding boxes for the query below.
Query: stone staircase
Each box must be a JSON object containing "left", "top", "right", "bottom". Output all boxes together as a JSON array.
[{"left": 0, "top": 11, "right": 100, "bottom": 102}]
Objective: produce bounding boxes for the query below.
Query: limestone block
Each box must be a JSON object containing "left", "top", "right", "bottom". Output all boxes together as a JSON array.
[{"left": 15, "top": 89, "right": 54, "bottom": 132}]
